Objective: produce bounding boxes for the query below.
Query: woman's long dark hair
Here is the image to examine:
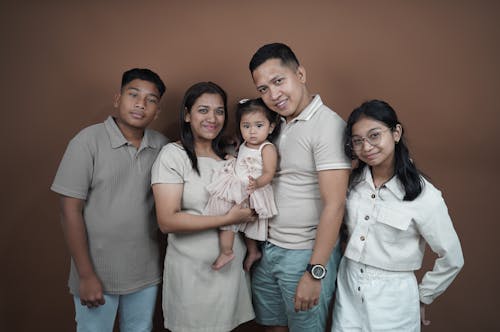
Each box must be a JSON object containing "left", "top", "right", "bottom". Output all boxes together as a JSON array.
[
  {"left": 235, "top": 98, "right": 281, "bottom": 143},
  {"left": 180, "top": 81, "right": 228, "bottom": 175},
  {"left": 344, "top": 100, "right": 424, "bottom": 201}
]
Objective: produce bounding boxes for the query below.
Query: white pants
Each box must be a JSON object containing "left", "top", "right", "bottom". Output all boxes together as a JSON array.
[{"left": 332, "top": 258, "right": 420, "bottom": 332}]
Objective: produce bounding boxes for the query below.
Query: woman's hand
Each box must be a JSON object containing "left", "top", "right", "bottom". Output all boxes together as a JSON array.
[{"left": 226, "top": 204, "right": 257, "bottom": 224}]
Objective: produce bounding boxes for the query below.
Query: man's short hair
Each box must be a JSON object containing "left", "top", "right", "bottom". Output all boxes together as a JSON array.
[
  {"left": 249, "top": 43, "right": 300, "bottom": 73},
  {"left": 121, "top": 68, "right": 166, "bottom": 97}
]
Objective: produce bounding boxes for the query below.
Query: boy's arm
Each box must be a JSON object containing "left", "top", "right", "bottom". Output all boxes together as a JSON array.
[
  {"left": 59, "top": 195, "right": 105, "bottom": 308},
  {"left": 293, "top": 168, "right": 349, "bottom": 312},
  {"left": 247, "top": 144, "right": 278, "bottom": 193}
]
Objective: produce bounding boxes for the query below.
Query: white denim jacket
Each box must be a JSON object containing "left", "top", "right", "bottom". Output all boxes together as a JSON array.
[{"left": 343, "top": 166, "right": 464, "bottom": 304}]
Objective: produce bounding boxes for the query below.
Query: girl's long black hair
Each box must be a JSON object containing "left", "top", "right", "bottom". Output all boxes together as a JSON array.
[
  {"left": 344, "top": 100, "right": 424, "bottom": 201},
  {"left": 180, "top": 81, "right": 228, "bottom": 175}
]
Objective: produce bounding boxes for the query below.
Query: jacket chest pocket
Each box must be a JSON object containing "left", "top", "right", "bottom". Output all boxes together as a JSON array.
[{"left": 374, "top": 206, "right": 415, "bottom": 243}]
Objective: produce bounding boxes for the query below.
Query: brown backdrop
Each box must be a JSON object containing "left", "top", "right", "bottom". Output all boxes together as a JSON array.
[{"left": 1, "top": 1, "right": 498, "bottom": 331}]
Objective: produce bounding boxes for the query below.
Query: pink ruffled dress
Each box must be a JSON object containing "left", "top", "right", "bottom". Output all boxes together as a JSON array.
[{"left": 204, "top": 141, "right": 278, "bottom": 241}]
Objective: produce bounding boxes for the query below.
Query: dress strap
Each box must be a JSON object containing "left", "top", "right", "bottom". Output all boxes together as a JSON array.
[{"left": 258, "top": 141, "right": 273, "bottom": 153}]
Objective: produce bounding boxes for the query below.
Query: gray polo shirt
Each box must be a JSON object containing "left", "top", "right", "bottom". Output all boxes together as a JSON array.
[
  {"left": 51, "top": 116, "right": 168, "bottom": 295},
  {"left": 270, "top": 95, "right": 351, "bottom": 250}
]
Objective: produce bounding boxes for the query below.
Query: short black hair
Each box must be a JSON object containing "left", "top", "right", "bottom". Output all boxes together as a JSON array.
[
  {"left": 249, "top": 43, "right": 300, "bottom": 73},
  {"left": 121, "top": 68, "right": 166, "bottom": 97}
]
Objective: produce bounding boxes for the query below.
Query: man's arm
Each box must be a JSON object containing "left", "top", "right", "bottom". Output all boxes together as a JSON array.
[
  {"left": 59, "top": 195, "right": 105, "bottom": 308},
  {"left": 294, "top": 168, "right": 349, "bottom": 311}
]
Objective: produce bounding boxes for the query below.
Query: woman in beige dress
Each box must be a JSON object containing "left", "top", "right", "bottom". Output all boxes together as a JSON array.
[{"left": 151, "top": 81, "right": 256, "bottom": 332}]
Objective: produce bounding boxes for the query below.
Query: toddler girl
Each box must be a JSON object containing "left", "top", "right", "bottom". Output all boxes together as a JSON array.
[{"left": 204, "top": 98, "right": 280, "bottom": 271}]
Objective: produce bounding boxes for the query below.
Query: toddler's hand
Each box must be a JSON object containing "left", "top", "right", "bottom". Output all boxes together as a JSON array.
[{"left": 247, "top": 176, "right": 257, "bottom": 194}]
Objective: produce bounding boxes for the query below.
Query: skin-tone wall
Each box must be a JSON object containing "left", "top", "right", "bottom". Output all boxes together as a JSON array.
[{"left": 1, "top": 1, "right": 498, "bottom": 331}]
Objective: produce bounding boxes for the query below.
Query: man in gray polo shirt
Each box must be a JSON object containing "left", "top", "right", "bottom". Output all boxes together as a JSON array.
[
  {"left": 51, "top": 68, "right": 168, "bottom": 331},
  {"left": 249, "top": 43, "right": 351, "bottom": 331}
]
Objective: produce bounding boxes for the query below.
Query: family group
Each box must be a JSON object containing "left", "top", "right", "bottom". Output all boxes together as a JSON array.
[{"left": 51, "top": 42, "right": 464, "bottom": 332}]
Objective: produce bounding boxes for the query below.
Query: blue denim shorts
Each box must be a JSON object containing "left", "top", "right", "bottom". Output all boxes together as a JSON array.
[{"left": 252, "top": 242, "right": 341, "bottom": 331}]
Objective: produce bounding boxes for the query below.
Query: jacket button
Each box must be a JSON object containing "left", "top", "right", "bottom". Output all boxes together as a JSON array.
[
  {"left": 360, "top": 236, "right": 365, "bottom": 241},
  {"left": 364, "top": 215, "right": 370, "bottom": 220},
  {"left": 371, "top": 194, "right": 376, "bottom": 199}
]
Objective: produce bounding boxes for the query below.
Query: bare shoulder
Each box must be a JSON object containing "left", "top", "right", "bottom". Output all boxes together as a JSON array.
[{"left": 261, "top": 142, "right": 277, "bottom": 154}]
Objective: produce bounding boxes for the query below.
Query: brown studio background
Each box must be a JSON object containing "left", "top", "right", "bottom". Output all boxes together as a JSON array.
[{"left": 1, "top": 1, "right": 498, "bottom": 331}]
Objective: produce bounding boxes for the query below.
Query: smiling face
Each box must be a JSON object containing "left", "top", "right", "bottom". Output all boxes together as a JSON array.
[
  {"left": 184, "top": 93, "right": 225, "bottom": 143},
  {"left": 239, "top": 109, "right": 275, "bottom": 149},
  {"left": 252, "top": 58, "right": 309, "bottom": 122},
  {"left": 351, "top": 116, "right": 402, "bottom": 170},
  {"left": 114, "top": 79, "right": 161, "bottom": 130}
]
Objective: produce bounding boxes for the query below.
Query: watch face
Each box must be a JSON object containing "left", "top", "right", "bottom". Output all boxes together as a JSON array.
[{"left": 312, "top": 265, "right": 326, "bottom": 279}]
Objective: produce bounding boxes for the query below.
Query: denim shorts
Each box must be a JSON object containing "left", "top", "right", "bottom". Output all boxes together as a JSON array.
[{"left": 252, "top": 242, "right": 341, "bottom": 331}]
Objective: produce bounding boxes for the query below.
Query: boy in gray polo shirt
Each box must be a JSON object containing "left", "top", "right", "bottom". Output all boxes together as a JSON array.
[
  {"left": 249, "top": 43, "right": 351, "bottom": 331},
  {"left": 51, "top": 68, "right": 168, "bottom": 331}
]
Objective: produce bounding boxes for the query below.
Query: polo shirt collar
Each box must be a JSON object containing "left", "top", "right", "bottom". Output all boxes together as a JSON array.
[
  {"left": 358, "top": 166, "right": 406, "bottom": 200},
  {"left": 140, "top": 128, "right": 161, "bottom": 149},
  {"left": 291, "top": 94, "right": 323, "bottom": 122},
  {"left": 105, "top": 116, "right": 128, "bottom": 149},
  {"left": 104, "top": 116, "right": 161, "bottom": 150}
]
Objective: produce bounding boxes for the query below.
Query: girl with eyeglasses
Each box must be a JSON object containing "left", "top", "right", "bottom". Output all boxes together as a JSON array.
[{"left": 331, "top": 99, "right": 464, "bottom": 331}]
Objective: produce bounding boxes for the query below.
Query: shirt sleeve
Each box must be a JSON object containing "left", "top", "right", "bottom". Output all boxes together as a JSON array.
[
  {"left": 313, "top": 111, "right": 351, "bottom": 171},
  {"left": 50, "top": 136, "right": 93, "bottom": 200},
  {"left": 417, "top": 191, "right": 464, "bottom": 304},
  {"left": 151, "top": 143, "right": 187, "bottom": 185}
]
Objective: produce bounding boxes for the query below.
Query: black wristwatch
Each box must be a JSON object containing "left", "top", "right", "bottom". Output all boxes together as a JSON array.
[{"left": 306, "top": 264, "right": 327, "bottom": 280}]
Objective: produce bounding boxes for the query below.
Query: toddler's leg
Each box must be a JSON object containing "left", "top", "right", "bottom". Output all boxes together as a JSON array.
[
  {"left": 212, "top": 230, "right": 235, "bottom": 270},
  {"left": 244, "top": 237, "right": 262, "bottom": 272}
]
